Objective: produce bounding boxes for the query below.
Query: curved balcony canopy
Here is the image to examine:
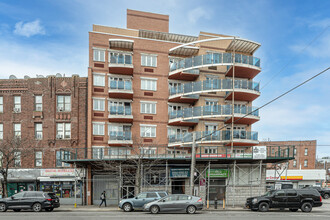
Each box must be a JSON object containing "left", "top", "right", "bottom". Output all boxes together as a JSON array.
[
  {"left": 168, "top": 68, "right": 200, "bottom": 81},
  {"left": 169, "top": 79, "right": 260, "bottom": 103},
  {"left": 109, "top": 39, "right": 134, "bottom": 50},
  {"left": 168, "top": 130, "right": 258, "bottom": 147},
  {"left": 169, "top": 104, "right": 259, "bottom": 126}
]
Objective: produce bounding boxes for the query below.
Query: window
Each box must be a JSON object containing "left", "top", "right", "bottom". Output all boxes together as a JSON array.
[
  {"left": 35, "top": 151, "right": 42, "bottom": 167},
  {"left": 304, "top": 148, "right": 308, "bottom": 156},
  {"left": 108, "top": 147, "right": 131, "bottom": 156},
  {"left": 0, "top": 124, "right": 3, "bottom": 140},
  {"left": 274, "top": 190, "right": 285, "bottom": 197},
  {"left": 13, "top": 96, "right": 21, "bottom": 112},
  {"left": 204, "top": 147, "right": 217, "bottom": 154},
  {"left": 0, "top": 97, "right": 3, "bottom": 113},
  {"left": 147, "top": 193, "right": 158, "bottom": 198},
  {"left": 14, "top": 151, "right": 21, "bottom": 167},
  {"left": 304, "top": 160, "right": 308, "bottom": 167},
  {"left": 287, "top": 190, "right": 297, "bottom": 197},
  {"left": 293, "top": 148, "right": 297, "bottom": 156},
  {"left": 164, "top": 195, "right": 178, "bottom": 201},
  {"left": 93, "top": 49, "right": 105, "bottom": 62},
  {"left": 56, "top": 151, "right": 70, "bottom": 167},
  {"left": 93, "top": 123, "right": 105, "bottom": 135},
  {"left": 144, "top": 172, "right": 166, "bottom": 185},
  {"left": 140, "top": 101, "right": 156, "bottom": 114},
  {"left": 93, "top": 99, "right": 105, "bottom": 111},
  {"left": 293, "top": 160, "right": 297, "bottom": 167},
  {"left": 140, "top": 125, "right": 156, "bottom": 137},
  {"left": 92, "top": 147, "right": 104, "bottom": 159},
  {"left": 35, "top": 123, "right": 43, "bottom": 140},
  {"left": 141, "top": 78, "right": 157, "bottom": 91},
  {"left": 141, "top": 54, "right": 157, "bottom": 67},
  {"left": 13, "top": 192, "right": 25, "bottom": 199},
  {"left": 14, "top": 123, "right": 21, "bottom": 138},
  {"left": 137, "top": 193, "right": 147, "bottom": 199},
  {"left": 35, "top": 95, "right": 42, "bottom": 111},
  {"left": 56, "top": 123, "right": 71, "bottom": 139},
  {"left": 93, "top": 74, "right": 105, "bottom": 87},
  {"left": 57, "top": 95, "right": 71, "bottom": 112},
  {"left": 109, "top": 52, "right": 132, "bottom": 65}
]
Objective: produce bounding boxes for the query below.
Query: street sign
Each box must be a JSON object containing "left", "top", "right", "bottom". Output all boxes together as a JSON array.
[{"left": 206, "top": 169, "right": 230, "bottom": 178}]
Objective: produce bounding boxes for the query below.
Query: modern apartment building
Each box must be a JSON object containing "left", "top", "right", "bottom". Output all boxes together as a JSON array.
[
  {"left": 60, "top": 9, "right": 295, "bottom": 206},
  {"left": 0, "top": 75, "right": 87, "bottom": 203}
]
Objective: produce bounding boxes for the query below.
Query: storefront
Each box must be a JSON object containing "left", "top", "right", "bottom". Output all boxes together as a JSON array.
[
  {"left": 170, "top": 168, "right": 190, "bottom": 194},
  {"left": 206, "top": 169, "right": 229, "bottom": 204}
]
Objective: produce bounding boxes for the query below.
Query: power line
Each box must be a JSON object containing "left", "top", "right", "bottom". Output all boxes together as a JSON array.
[
  {"left": 196, "top": 66, "right": 330, "bottom": 142},
  {"left": 260, "top": 25, "right": 330, "bottom": 91}
]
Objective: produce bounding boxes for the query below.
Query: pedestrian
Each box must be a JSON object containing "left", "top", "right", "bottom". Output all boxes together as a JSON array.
[{"left": 99, "top": 191, "right": 107, "bottom": 207}]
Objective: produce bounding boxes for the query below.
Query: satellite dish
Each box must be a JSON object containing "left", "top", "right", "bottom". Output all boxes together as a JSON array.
[
  {"left": 24, "top": 75, "right": 30, "bottom": 79},
  {"left": 56, "top": 73, "right": 62, "bottom": 77},
  {"left": 9, "top": 75, "right": 17, "bottom": 79}
]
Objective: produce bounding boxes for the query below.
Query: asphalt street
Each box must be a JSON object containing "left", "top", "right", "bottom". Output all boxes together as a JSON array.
[{"left": 1, "top": 200, "right": 329, "bottom": 220}]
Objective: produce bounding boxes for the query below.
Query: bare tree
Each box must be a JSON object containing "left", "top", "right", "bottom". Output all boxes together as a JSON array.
[{"left": 0, "top": 137, "right": 34, "bottom": 198}]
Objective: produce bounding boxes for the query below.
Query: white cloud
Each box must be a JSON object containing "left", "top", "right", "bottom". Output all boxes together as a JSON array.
[
  {"left": 14, "top": 19, "right": 45, "bottom": 37},
  {"left": 187, "top": 7, "right": 211, "bottom": 24}
]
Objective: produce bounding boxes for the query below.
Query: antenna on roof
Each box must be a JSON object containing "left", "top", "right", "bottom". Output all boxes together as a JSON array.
[{"left": 9, "top": 75, "right": 17, "bottom": 79}]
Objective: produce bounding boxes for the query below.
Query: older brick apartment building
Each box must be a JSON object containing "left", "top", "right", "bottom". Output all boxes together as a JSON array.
[{"left": 0, "top": 75, "right": 87, "bottom": 203}]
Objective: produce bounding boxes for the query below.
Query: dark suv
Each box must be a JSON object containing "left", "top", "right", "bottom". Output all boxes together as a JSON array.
[
  {"left": 246, "top": 189, "right": 322, "bottom": 212},
  {"left": 0, "top": 191, "right": 60, "bottom": 212},
  {"left": 303, "top": 186, "right": 330, "bottom": 199}
]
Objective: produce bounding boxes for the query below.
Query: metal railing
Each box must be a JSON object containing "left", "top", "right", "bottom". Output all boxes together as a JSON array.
[
  {"left": 169, "top": 79, "right": 260, "bottom": 97},
  {"left": 109, "top": 80, "right": 132, "bottom": 91},
  {"left": 108, "top": 131, "right": 132, "bottom": 141},
  {"left": 169, "top": 52, "right": 260, "bottom": 73},
  {"left": 109, "top": 52, "right": 133, "bottom": 65},
  {"left": 109, "top": 106, "right": 132, "bottom": 116}
]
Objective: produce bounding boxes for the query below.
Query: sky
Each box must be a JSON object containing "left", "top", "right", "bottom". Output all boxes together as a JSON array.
[{"left": 0, "top": 0, "right": 329, "bottom": 157}]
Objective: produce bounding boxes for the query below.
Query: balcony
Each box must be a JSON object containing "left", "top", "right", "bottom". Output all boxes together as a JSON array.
[
  {"left": 108, "top": 131, "right": 133, "bottom": 146},
  {"left": 168, "top": 130, "right": 258, "bottom": 147},
  {"left": 168, "top": 68, "right": 200, "bottom": 81},
  {"left": 169, "top": 105, "right": 259, "bottom": 126},
  {"left": 169, "top": 79, "right": 260, "bottom": 103},
  {"left": 108, "top": 52, "right": 133, "bottom": 75},
  {"left": 108, "top": 80, "right": 133, "bottom": 99},
  {"left": 169, "top": 52, "right": 260, "bottom": 78},
  {"left": 108, "top": 106, "right": 133, "bottom": 123}
]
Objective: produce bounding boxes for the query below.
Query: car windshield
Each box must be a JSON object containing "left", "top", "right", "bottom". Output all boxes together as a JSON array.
[{"left": 263, "top": 191, "right": 275, "bottom": 197}]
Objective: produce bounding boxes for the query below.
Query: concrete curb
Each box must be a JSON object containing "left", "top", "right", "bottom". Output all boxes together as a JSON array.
[{"left": 55, "top": 207, "right": 248, "bottom": 212}]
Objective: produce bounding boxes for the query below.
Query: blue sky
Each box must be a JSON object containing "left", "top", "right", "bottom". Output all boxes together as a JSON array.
[{"left": 0, "top": 0, "right": 329, "bottom": 157}]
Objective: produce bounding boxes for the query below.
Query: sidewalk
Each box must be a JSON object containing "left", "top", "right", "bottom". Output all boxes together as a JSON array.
[{"left": 56, "top": 205, "right": 247, "bottom": 212}]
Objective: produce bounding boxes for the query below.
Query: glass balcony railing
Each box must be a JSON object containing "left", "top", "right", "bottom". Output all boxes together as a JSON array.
[
  {"left": 169, "top": 52, "right": 260, "bottom": 72},
  {"left": 108, "top": 131, "right": 132, "bottom": 141},
  {"left": 109, "top": 52, "right": 133, "bottom": 65},
  {"left": 169, "top": 105, "right": 259, "bottom": 120},
  {"left": 169, "top": 79, "right": 260, "bottom": 97},
  {"left": 109, "top": 106, "right": 132, "bottom": 116},
  {"left": 109, "top": 80, "right": 132, "bottom": 90},
  {"left": 168, "top": 130, "right": 258, "bottom": 144}
]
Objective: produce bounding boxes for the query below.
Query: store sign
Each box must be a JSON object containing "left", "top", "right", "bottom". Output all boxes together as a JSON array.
[
  {"left": 170, "top": 168, "right": 190, "bottom": 178},
  {"left": 206, "top": 169, "right": 230, "bottom": 178},
  {"left": 253, "top": 146, "right": 267, "bottom": 159},
  {"left": 280, "top": 176, "right": 303, "bottom": 180},
  {"left": 41, "top": 169, "right": 76, "bottom": 177}
]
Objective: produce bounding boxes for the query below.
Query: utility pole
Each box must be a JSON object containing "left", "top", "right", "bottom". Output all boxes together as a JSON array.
[{"left": 190, "top": 133, "right": 196, "bottom": 195}]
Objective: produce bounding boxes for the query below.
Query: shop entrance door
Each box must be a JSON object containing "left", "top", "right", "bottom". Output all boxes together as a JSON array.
[
  {"left": 171, "top": 179, "right": 185, "bottom": 194},
  {"left": 209, "top": 179, "right": 226, "bottom": 204}
]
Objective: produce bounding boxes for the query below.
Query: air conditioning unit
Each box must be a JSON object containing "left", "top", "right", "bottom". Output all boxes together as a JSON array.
[
  {"left": 36, "top": 106, "right": 42, "bottom": 111},
  {"left": 36, "top": 134, "right": 42, "bottom": 139},
  {"left": 56, "top": 134, "right": 63, "bottom": 139},
  {"left": 13, "top": 108, "right": 21, "bottom": 113},
  {"left": 57, "top": 107, "right": 64, "bottom": 112}
]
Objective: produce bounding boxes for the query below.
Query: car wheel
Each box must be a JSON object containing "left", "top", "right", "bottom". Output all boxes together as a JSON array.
[
  {"left": 122, "top": 203, "right": 133, "bottom": 212},
  {"left": 0, "top": 203, "right": 7, "bottom": 212},
  {"left": 45, "top": 208, "right": 54, "bottom": 212},
  {"left": 289, "top": 208, "right": 298, "bottom": 212},
  {"left": 13, "top": 209, "right": 21, "bottom": 212},
  {"left": 258, "top": 202, "right": 269, "bottom": 212},
  {"left": 301, "top": 202, "right": 312, "bottom": 213},
  {"left": 186, "top": 205, "right": 196, "bottom": 214},
  {"left": 32, "top": 203, "right": 42, "bottom": 212},
  {"left": 150, "top": 205, "right": 159, "bottom": 214},
  {"left": 324, "top": 194, "right": 329, "bottom": 199}
]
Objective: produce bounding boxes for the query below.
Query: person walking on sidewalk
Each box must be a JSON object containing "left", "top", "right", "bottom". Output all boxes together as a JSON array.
[{"left": 99, "top": 191, "right": 107, "bottom": 207}]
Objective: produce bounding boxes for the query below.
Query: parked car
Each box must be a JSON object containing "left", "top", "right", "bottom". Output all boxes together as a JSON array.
[
  {"left": 119, "top": 191, "right": 168, "bottom": 212},
  {"left": 246, "top": 189, "right": 322, "bottom": 212},
  {"left": 143, "top": 194, "right": 203, "bottom": 214},
  {"left": 303, "top": 186, "right": 330, "bottom": 199},
  {"left": 0, "top": 191, "right": 60, "bottom": 212}
]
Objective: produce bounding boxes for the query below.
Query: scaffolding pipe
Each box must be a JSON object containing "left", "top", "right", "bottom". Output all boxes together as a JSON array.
[
  {"left": 165, "top": 161, "right": 169, "bottom": 192},
  {"left": 119, "top": 163, "right": 122, "bottom": 199},
  {"left": 207, "top": 161, "right": 211, "bottom": 208},
  {"left": 190, "top": 133, "right": 197, "bottom": 195},
  {"left": 233, "top": 161, "right": 236, "bottom": 207},
  {"left": 259, "top": 160, "right": 262, "bottom": 196}
]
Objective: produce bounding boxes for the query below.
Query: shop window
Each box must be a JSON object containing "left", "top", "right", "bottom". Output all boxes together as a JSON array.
[{"left": 144, "top": 172, "right": 166, "bottom": 185}]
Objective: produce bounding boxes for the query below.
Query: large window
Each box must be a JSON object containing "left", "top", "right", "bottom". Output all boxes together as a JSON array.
[
  {"left": 35, "top": 123, "right": 43, "bottom": 140},
  {"left": 304, "top": 148, "right": 308, "bottom": 156},
  {"left": 93, "top": 74, "right": 105, "bottom": 87},
  {"left": 56, "top": 151, "right": 70, "bottom": 167},
  {"left": 140, "top": 125, "right": 156, "bottom": 137},
  {"left": 35, "top": 95, "right": 43, "bottom": 111},
  {"left": 140, "top": 101, "right": 156, "bottom": 114},
  {"left": 93, "top": 49, "right": 105, "bottom": 62},
  {"left": 93, "top": 123, "right": 105, "bottom": 136},
  {"left": 0, "top": 124, "right": 3, "bottom": 140},
  {"left": 35, "top": 151, "right": 42, "bottom": 167},
  {"left": 141, "top": 78, "right": 157, "bottom": 91},
  {"left": 57, "top": 95, "right": 71, "bottom": 112},
  {"left": 56, "top": 123, "right": 71, "bottom": 139},
  {"left": 0, "top": 97, "right": 3, "bottom": 113},
  {"left": 14, "top": 123, "right": 21, "bottom": 138},
  {"left": 141, "top": 54, "right": 157, "bottom": 67},
  {"left": 93, "top": 98, "right": 105, "bottom": 111},
  {"left": 14, "top": 96, "right": 21, "bottom": 112}
]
